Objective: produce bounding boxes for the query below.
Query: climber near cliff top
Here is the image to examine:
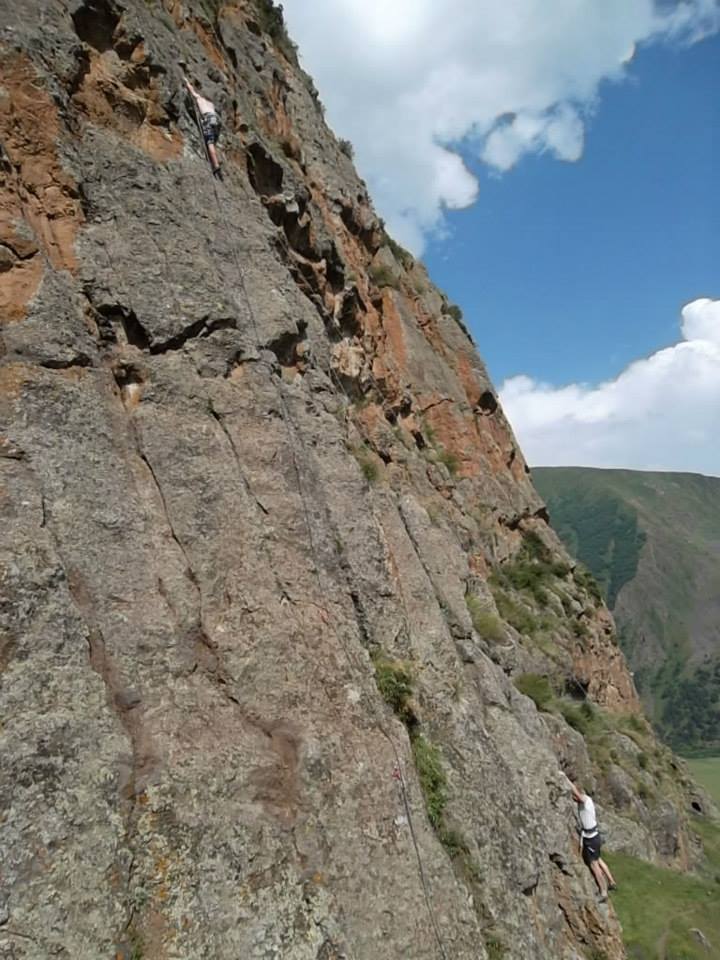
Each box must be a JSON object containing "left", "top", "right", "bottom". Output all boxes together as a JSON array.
[
  {"left": 184, "top": 77, "right": 223, "bottom": 180},
  {"left": 570, "top": 781, "right": 617, "bottom": 902}
]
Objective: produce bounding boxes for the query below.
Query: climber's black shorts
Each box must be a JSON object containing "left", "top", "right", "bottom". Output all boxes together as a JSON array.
[
  {"left": 201, "top": 113, "right": 221, "bottom": 145},
  {"left": 582, "top": 835, "right": 602, "bottom": 865}
]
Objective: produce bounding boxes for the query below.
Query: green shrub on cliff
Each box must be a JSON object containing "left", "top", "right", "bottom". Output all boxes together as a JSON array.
[
  {"left": 256, "top": 1, "right": 298, "bottom": 64},
  {"left": 492, "top": 587, "right": 541, "bottom": 636},
  {"left": 490, "top": 531, "right": 571, "bottom": 612},
  {"left": 466, "top": 596, "right": 505, "bottom": 642},
  {"left": 514, "top": 673, "right": 554, "bottom": 710},
  {"left": 436, "top": 447, "right": 460, "bottom": 476},
  {"left": 369, "top": 264, "right": 398, "bottom": 289},
  {"left": 411, "top": 734, "right": 448, "bottom": 829},
  {"left": 373, "top": 654, "right": 415, "bottom": 725}
]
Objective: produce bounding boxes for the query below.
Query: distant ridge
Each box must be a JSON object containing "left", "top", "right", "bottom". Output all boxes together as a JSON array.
[{"left": 534, "top": 467, "right": 720, "bottom": 753}]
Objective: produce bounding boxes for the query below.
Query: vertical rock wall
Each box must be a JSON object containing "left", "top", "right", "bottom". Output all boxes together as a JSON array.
[{"left": 0, "top": 2, "right": 698, "bottom": 958}]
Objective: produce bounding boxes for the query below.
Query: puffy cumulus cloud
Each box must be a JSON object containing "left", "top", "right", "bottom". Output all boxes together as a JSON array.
[
  {"left": 499, "top": 299, "right": 720, "bottom": 476},
  {"left": 282, "top": 0, "right": 718, "bottom": 251}
]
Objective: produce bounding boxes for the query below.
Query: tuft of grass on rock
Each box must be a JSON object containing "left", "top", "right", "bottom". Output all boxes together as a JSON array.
[
  {"left": 338, "top": 138, "right": 354, "bottom": 159},
  {"left": 436, "top": 447, "right": 460, "bottom": 476},
  {"left": 514, "top": 673, "right": 554, "bottom": 711},
  {"left": 372, "top": 653, "right": 416, "bottom": 726},
  {"left": 352, "top": 446, "right": 379, "bottom": 484},
  {"left": 411, "top": 734, "right": 448, "bottom": 830},
  {"left": 438, "top": 826, "right": 469, "bottom": 858},
  {"left": 384, "top": 234, "right": 414, "bottom": 270},
  {"left": 492, "top": 586, "right": 542, "bottom": 637},
  {"left": 466, "top": 596, "right": 505, "bottom": 642},
  {"left": 369, "top": 264, "right": 398, "bottom": 289},
  {"left": 485, "top": 937, "right": 507, "bottom": 959}
]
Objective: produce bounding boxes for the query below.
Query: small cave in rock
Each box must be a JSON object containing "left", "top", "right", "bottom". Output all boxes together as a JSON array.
[
  {"left": 96, "top": 304, "right": 150, "bottom": 351},
  {"left": 68, "top": 46, "right": 91, "bottom": 97},
  {"left": 247, "top": 142, "right": 284, "bottom": 198},
  {"left": 112, "top": 362, "right": 144, "bottom": 391},
  {"left": 383, "top": 408, "right": 397, "bottom": 426},
  {"left": 565, "top": 676, "right": 589, "bottom": 700},
  {"left": 123, "top": 58, "right": 165, "bottom": 92},
  {"left": 691, "top": 800, "right": 703, "bottom": 814},
  {"left": 281, "top": 209, "right": 315, "bottom": 260},
  {"left": 112, "top": 362, "right": 146, "bottom": 409},
  {"left": 120, "top": 311, "right": 150, "bottom": 351},
  {"left": 339, "top": 201, "right": 380, "bottom": 254},
  {"left": 267, "top": 323, "right": 307, "bottom": 369},
  {"left": 333, "top": 287, "right": 363, "bottom": 339},
  {"left": 325, "top": 246, "right": 346, "bottom": 294},
  {"left": 281, "top": 254, "right": 326, "bottom": 317},
  {"left": 71, "top": 0, "right": 121, "bottom": 53},
  {"left": 477, "top": 390, "right": 498, "bottom": 415}
]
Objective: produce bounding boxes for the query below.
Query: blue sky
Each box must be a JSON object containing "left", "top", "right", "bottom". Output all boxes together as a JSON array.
[
  {"left": 425, "top": 33, "right": 719, "bottom": 386},
  {"left": 284, "top": 1, "right": 720, "bottom": 474}
]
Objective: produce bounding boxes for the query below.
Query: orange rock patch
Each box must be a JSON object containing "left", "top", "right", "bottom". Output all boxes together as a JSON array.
[
  {"left": 0, "top": 49, "right": 84, "bottom": 321},
  {"left": 71, "top": 39, "right": 182, "bottom": 163},
  {"left": 0, "top": 363, "right": 35, "bottom": 420},
  {"left": 456, "top": 354, "right": 484, "bottom": 408}
]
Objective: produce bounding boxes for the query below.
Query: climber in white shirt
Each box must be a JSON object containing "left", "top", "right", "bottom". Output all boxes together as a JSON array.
[
  {"left": 570, "top": 781, "right": 617, "bottom": 901},
  {"left": 184, "top": 78, "right": 223, "bottom": 179}
]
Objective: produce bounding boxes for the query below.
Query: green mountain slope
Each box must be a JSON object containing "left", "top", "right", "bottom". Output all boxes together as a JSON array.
[{"left": 534, "top": 467, "right": 720, "bottom": 753}]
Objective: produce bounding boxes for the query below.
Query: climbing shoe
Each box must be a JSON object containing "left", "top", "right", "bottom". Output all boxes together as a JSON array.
[
  {"left": 608, "top": 883, "right": 617, "bottom": 892},
  {"left": 212, "top": 165, "right": 224, "bottom": 181}
]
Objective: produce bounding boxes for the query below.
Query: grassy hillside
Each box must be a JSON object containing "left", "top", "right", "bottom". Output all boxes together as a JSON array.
[
  {"left": 608, "top": 815, "right": 720, "bottom": 960},
  {"left": 687, "top": 757, "right": 720, "bottom": 806},
  {"left": 533, "top": 468, "right": 720, "bottom": 754}
]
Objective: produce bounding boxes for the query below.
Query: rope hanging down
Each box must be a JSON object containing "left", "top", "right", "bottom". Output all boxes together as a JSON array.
[{"left": 187, "top": 90, "right": 451, "bottom": 960}]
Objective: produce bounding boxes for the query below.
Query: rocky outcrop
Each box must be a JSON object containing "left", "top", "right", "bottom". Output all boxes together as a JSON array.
[{"left": 0, "top": 3, "right": 710, "bottom": 958}]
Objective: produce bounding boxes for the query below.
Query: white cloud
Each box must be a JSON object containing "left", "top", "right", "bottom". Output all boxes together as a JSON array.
[
  {"left": 282, "top": 0, "right": 718, "bottom": 251},
  {"left": 499, "top": 299, "right": 720, "bottom": 476}
]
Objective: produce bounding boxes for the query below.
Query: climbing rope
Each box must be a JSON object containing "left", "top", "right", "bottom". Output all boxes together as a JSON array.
[{"left": 187, "top": 89, "right": 451, "bottom": 960}]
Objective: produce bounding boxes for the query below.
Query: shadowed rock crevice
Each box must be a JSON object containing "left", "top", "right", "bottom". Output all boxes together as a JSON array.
[
  {"left": 149, "top": 315, "right": 237, "bottom": 354},
  {"left": 247, "top": 141, "right": 285, "bottom": 198},
  {"left": 71, "top": 0, "right": 121, "bottom": 53},
  {"left": 266, "top": 320, "right": 307, "bottom": 369}
]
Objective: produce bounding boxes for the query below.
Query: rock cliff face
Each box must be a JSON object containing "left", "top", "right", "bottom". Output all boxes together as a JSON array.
[{"left": 0, "top": 3, "right": 708, "bottom": 959}]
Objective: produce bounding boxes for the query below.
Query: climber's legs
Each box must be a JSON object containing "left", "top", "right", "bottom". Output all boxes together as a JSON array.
[
  {"left": 589, "top": 859, "right": 608, "bottom": 898},
  {"left": 207, "top": 141, "right": 220, "bottom": 171},
  {"left": 582, "top": 835, "right": 609, "bottom": 899},
  {"left": 598, "top": 858, "right": 616, "bottom": 889}
]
